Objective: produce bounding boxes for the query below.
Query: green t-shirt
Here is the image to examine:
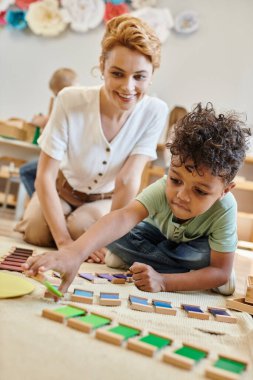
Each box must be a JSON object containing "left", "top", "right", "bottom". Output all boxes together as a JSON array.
[{"left": 136, "top": 176, "right": 237, "bottom": 253}]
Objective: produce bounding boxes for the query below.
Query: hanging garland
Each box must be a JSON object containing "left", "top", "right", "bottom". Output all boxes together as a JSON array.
[{"left": 1, "top": 0, "right": 176, "bottom": 43}]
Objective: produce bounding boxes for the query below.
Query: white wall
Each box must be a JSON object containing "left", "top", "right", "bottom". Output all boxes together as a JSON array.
[{"left": 1, "top": 0, "right": 253, "bottom": 125}]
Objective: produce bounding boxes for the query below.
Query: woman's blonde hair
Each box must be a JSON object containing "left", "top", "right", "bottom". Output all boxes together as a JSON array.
[{"left": 100, "top": 14, "right": 161, "bottom": 70}]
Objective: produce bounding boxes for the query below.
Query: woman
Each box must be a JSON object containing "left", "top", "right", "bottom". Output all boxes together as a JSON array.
[{"left": 16, "top": 14, "right": 168, "bottom": 263}]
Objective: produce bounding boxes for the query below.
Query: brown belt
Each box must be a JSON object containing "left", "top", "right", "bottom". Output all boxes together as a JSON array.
[{"left": 56, "top": 171, "right": 113, "bottom": 208}]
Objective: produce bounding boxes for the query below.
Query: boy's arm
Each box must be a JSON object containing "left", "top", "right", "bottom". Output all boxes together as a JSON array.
[
  {"left": 23, "top": 200, "right": 148, "bottom": 292},
  {"left": 131, "top": 249, "right": 235, "bottom": 292}
]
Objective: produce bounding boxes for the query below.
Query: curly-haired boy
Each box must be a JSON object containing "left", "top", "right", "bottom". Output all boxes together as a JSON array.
[{"left": 23, "top": 103, "right": 251, "bottom": 296}]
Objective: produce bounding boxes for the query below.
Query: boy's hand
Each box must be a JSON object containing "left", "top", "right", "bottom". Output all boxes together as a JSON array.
[
  {"left": 21, "top": 248, "right": 81, "bottom": 293},
  {"left": 86, "top": 247, "right": 107, "bottom": 263},
  {"left": 130, "top": 262, "right": 165, "bottom": 292}
]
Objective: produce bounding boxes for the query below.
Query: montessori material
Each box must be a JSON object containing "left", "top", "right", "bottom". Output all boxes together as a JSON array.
[
  {"left": 207, "top": 307, "right": 237, "bottom": 323},
  {"left": 205, "top": 354, "right": 248, "bottom": 380},
  {"left": 42, "top": 305, "right": 87, "bottom": 323},
  {"left": 181, "top": 304, "right": 209, "bottom": 320},
  {"left": 127, "top": 331, "right": 173, "bottom": 357},
  {"left": 96, "top": 273, "right": 126, "bottom": 284},
  {"left": 70, "top": 288, "right": 94, "bottom": 304},
  {"left": 163, "top": 343, "right": 209, "bottom": 370},
  {"left": 96, "top": 323, "right": 141, "bottom": 346},
  {"left": 152, "top": 299, "right": 177, "bottom": 315},
  {"left": 78, "top": 272, "right": 108, "bottom": 284},
  {"left": 226, "top": 297, "right": 253, "bottom": 315},
  {"left": 129, "top": 295, "right": 153, "bottom": 312},
  {"left": 0, "top": 246, "right": 34, "bottom": 273},
  {"left": 0, "top": 272, "right": 35, "bottom": 298},
  {"left": 32, "top": 273, "right": 63, "bottom": 298},
  {"left": 245, "top": 276, "right": 253, "bottom": 304},
  {"left": 99, "top": 292, "right": 121, "bottom": 306},
  {"left": 68, "top": 312, "right": 112, "bottom": 333}
]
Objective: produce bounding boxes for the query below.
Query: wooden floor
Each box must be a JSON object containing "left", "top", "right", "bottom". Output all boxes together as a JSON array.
[{"left": 0, "top": 206, "right": 253, "bottom": 296}]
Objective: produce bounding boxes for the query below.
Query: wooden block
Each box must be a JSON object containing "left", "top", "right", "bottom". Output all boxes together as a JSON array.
[
  {"left": 205, "top": 354, "right": 248, "bottom": 380},
  {"left": 207, "top": 307, "right": 237, "bottom": 323},
  {"left": 0, "top": 263, "right": 23, "bottom": 272},
  {"left": 245, "top": 276, "right": 253, "bottom": 304},
  {"left": 70, "top": 289, "right": 94, "bottom": 304},
  {"left": 129, "top": 295, "right": 153, "bottom": 312},
  {"left": 99, "top": 292, "right": 121, "bottom": 306},
  {"left": 10, "top": 246, "right": 34, "bottom": 255},
  {"left": 111, "top": 274, "right": 126, "bottom": 284},
  {"left": 96, "top": 323, "right": 141, "bottom": 346},
  {"left": 96, "top": 273, "right": 125, "bottom": 284},
  {"left": 42, "top": 305, "right": 87, "bottom": 323},
  {"left": 163, "top": 342, "right": 209, "bottom": 370},
  {"left": 181, "top": 304, "right": 209, "bottom": 320},
  {"left": 127, "top": 331, "right": 173, "bottom": 357},
  {"left": 226, "top": 297, "right": 253, "bottom": 315},
  {"left": 152, "top": 299, "right": 177, "bottom": 315},
  {"left": 67, "top": 312, "right": 112, "bottom": 333},
  {"left": 32, "top": 273, "right": 63, "bottom": 298}
]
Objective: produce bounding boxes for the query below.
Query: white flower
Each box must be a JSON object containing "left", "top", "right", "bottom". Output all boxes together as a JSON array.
[
  {"left": 131, "top": 7, "right": 174, "bottom": 44},
  {"left": 61, "top": 0, "right": 105, "bottom": 33},
  {"left": 0, "top": 0, "right": 14, "bottom": 12},
  {"left": 26, "top": 0, "right": 68, "bottom": 36},
  {"left": 131, "top": 0, "right": 157, "bottom": 10}
]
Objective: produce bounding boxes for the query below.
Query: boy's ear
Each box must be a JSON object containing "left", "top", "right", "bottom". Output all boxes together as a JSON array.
[{"left": 221, "top": 181, "right": 236, "bottom": 198}]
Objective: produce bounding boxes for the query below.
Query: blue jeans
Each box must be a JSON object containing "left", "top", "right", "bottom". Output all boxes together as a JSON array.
[
  {"left": 107, "top": 221, "right": 210, "bottom": 273},
  {"left": 19, "top": 159, "right": 38, "bottom": 198}
]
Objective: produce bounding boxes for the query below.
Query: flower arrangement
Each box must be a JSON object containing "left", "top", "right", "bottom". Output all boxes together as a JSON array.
[{"left": 1, "top": 0, "right": 171, "bottom": 42}]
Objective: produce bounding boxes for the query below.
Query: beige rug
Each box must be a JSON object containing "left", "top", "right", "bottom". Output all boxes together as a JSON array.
[{"left": 1, "top": 236, "right": 253, "bottom": 380}]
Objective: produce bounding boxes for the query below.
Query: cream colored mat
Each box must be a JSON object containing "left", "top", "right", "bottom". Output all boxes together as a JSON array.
[{"left": 1, "top": 237, "right": 253, "bottom": 380}]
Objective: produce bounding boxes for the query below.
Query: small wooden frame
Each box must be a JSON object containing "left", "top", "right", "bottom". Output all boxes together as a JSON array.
[
  {"left": 44, "top": 285, "right": 61, "bottom": 299},
  {"left": 152, "top": 299, "right": 177, "bottom": 316},
  {"left": 208, "top": 307, "right": 237, "bottom": 324},
  {"left": 127, "top": 331, "right": 173, "bottom": 357},
  {"left": 96, "top": 323, "right": 141, "bottom": 346},
  {"left": 96, "top": 273, "right": 125, "bottom": 284},
  {"left": 32, "top": 273, "right": 63, "bottom": 298},
  {"left": 245, "top": 276, "right": 253, "bottom": 304},
  {"left": 205, "top": 354, "right": 248, "bottom": 380},
  {"left": 78, "top": 272, "right": 108, "bottom": 284},
  {"left": 226, "top": 297, "right": 253, "bottom": 315},
  {"left": 181, "top": 304, "right": 209, "bottom": 320},
  {"left": 70, "top": 289, "right": 94, "bottom": 304},
  {"left": 99, "top": 292, "right": 121, "bottom": 306},
  {"left": 129, "top": 295, "right": 153, "bottom": 312},
  {"left": 163, "top": 342, "right": 209, "bottom": 370},
  {"left": 42, "top": 305, "right": 87, "bottom": 323},
  {"left": 67, "top": 312, "right": 112, "bottom": 333}
]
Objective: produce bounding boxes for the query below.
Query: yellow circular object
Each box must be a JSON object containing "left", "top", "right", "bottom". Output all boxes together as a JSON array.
[{"left": 0, "top": 272, "right": 35, "bottom": 298}]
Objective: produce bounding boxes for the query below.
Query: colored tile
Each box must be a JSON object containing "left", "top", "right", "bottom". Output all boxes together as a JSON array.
[
  {"left": 174, "top": 346, "right": 207, "bottom": 362},
  {"left": 209, "top": 308, "right": 230, "bottom": 316},
  {"left": 108, "top": 325, "right": 140, "bottom": 339},
  {"left": 54, "top": 306, "right": 86, "bottom": 318},
  {"left": 214, "top": 357, "right": 246, "bottom": 374},
  {"left": 130, "top": 296, "right": 148, "bottom": 305},
  {"left": 77, "top": 314, "right": 111, "bottom": 329},
  {"left": 139, "top": 334, "right": 172, "bottom": 349},
  {"left": 100, "top": 293, "right": 119, "bottom": 299},
  {"left": 153, "top": 300, "right": 172, "bottom": 308},
  {"left": 182, "top": 305, "right": 203, "bottom": 313},
  {"left": 74, "top": 289, "right": 93, "bottom": 298}
]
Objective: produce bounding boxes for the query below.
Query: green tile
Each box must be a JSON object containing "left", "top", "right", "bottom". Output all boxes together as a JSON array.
[
  {"left": 108, "top": 325, "right": 140, "bottom": 339},
  {"left": 214, "top": 357, "right": 246, "bottom": 374},
  {"left": 77, "top": 314, "right": 111, "bottom": 329},
  {"left": 139, "top": 334, "right": 171, "bottom": 349},
  {"left": 54, "top": 306, "right": 86, "bottom": 318},
  {"left": 174, "top": 346, "right": 207, "bottom": 362}
]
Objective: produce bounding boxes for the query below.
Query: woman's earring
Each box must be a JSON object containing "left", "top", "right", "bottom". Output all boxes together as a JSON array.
[
  {"left": 100, "top": 74, "right": 104, "bottom": 81},
  {"left": 149, "top": 81, "right": 153, "bottom": 86}
]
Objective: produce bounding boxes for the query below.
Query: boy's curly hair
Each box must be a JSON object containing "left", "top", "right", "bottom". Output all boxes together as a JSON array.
[{"left": 167, "top": 103, "right": 251, "bottom": 184}]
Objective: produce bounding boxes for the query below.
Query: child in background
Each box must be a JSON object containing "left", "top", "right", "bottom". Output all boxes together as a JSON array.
[
  {"left": 19, "top": 68, "right": 78, "bottom": 197},
  {"left": 23, "top": 103, "right": 250, "bottom": 296}
]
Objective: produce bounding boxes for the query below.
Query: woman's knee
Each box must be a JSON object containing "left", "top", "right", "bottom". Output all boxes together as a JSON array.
[{"left": 23, "top": 216, "right": 55, "bottom": 247}]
